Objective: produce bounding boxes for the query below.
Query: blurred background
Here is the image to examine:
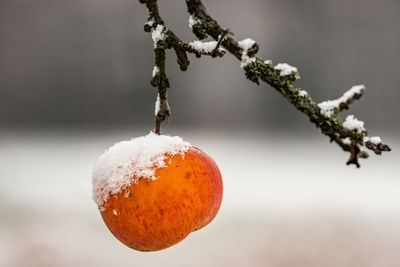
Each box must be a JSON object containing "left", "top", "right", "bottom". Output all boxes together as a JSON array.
[{"left": 0, "top": 0, "right": 399, "bottom": 266}]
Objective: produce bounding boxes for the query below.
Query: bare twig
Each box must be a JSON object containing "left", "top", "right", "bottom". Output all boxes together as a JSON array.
[
  {"left": 339, "top": 88, "right": 365, "bottom": 112},
  {"left": 365, "top": 141, "right": 392, "bottom": 155},
  {"left": 211, "top": 29, "right": 230, "bottom": 57}
]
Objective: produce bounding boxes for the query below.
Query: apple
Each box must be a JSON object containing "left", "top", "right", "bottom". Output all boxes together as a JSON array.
[{"left": 92, "top": 134, "right": 223, "bottom": 251}]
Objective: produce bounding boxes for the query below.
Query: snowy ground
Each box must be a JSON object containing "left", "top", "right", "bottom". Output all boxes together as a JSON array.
[{"left": 0, "top": 129, "right": 399, "bottom": 267}]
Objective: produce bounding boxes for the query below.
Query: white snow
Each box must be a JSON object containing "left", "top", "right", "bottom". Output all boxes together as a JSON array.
[
  {"left": 370, "top": 136, "right": 382, "bottom": 144},
  {"left": 188, "top": 15, "right": 198, "bottom": 29},
  {"left": 152, "top": 66, "right": 159, "bottom": 78},
  {"left": 188, "top": 40, "right": 224, "bottom": 53},
  {"left": 319, "top": 102, "right": 343, "bottom": 117},
  {"left": 264, "top": 59, "right": 272, "bottom": 65},
  {"left": 238, "top": 38, "right": 256, "bottom": 68},
  {"left": 274, "top": 63, "right": 298, "bottom": 76},
  {"left": 238, "top": 38, "right": 256, "bottom": 51},
  {"left": 318, "top": 102, "right": 338, "bottom": 117},
  {"left": 92, "top": 132, "right": 191, "bottom": 211},
  {"left": 154, "top": 93, "right": 160, "bottom": 116},
  {"left": 151, "top": 24, "right": 166, "bottom": 48},
  {"left": 342, "top": 137, "right": 351, "bottom": 145},
  {"left": 343, "top": 115, "right": 365, "bottom": 133},
  {"left": 318, "top": 85, "right": 365, "bottom": 117},
  {"left": 363, "top": 136, "right": 382, "bottom": 144},
  {"left": 298, "top": 90, "right": 308, "bottom": 97},
  {"left": 345, "top": 85, "right": 365, "bottom": 98},
  {"left": 145, "top": 18, "right": 154, "bottom": 27}
]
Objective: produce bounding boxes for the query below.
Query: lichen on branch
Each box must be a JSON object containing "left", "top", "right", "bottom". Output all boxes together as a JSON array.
[{"left": 140, "top": 0, "right": 391, "bottom": 167}]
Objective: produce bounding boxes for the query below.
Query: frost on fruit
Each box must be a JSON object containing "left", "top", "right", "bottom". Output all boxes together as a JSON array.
[{"left": 92, "top": 132, "right": 191, "bottom": 211}]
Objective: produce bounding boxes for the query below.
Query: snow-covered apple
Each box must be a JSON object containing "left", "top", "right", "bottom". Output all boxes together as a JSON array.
[{"left": 92, "top": 132, "right": 223, "bottom": 251}]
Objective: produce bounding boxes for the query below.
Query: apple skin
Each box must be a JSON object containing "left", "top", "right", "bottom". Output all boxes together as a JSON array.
[{"left": 100, "top": 147, "right": 223, "bottom": 251}]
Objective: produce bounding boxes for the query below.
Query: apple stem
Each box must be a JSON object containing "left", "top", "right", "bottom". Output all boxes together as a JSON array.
[{"left": 155, "top": 117, "right": 161, "bottom": 135}]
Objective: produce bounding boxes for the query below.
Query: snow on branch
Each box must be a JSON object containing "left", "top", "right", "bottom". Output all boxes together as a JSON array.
[
  {"left": 140, "top": 0, "right": 391, "bottom": 167},
  {"left": 298, "top": 90, "right": 308, "bottom": 97},
  {"left": 274, "top": 63, "right": 299, "bottom": 77},
  {"left": 152, "top": 66, "right": 159, "bottom": 78},
  {"left": 189, "top": 40, "right": 224, "bottom": 53},
  {"left": 154, "top": 93, "right": 160, "bottom": 116},
  {"left": 363, "top": 136, "right": 391, "bottom": 155},
  {"left": 188, "top": 15, "right": 200, "bottom": 29},
  {"left": 151, "top": 24, "right": 166, "bottom": 48},
  {"left": 318, "top": 85, "right": 365, "bottom": 117},
  {"left": 238, "top": 38, "right": 257, "bottom": 68},
  {"left": 343, "top": 115, "right": 365, "bottom": 133},
  {"left": 185, "top": 39, "right": 226, "bottom": 57}
]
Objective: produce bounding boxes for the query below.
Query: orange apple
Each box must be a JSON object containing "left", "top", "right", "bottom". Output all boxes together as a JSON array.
[{"left": 97, "top": 146, "right": 223, "bottom": 251}]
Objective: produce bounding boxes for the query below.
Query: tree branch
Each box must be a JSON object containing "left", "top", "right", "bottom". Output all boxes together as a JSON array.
[
  {"left": 184, "top": 0, "right": 391, "bottom": 167},
  {"left": 140, "top": 0, "right": 226, "bottom": 134},
  {"left": 140, "top": 0, "right": 391, "bottom": 167}
]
